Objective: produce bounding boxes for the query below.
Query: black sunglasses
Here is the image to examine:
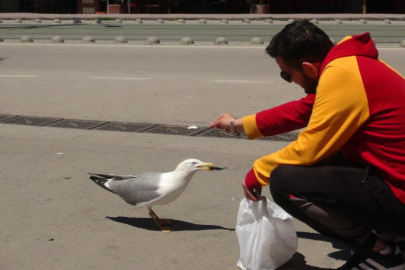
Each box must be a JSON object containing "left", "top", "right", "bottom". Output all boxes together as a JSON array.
[{"left": 280, "top": 71, "right": 291, "bottom": 82}]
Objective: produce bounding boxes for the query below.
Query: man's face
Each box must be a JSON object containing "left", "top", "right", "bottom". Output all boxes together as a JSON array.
[{"left": 276, "top": 56, "right": 319, "bottom": 94}]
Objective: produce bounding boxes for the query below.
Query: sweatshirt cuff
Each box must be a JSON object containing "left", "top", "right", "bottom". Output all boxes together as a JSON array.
[
  {"left": 242, "top": 115, "right": 263, "bottom": 140},
  {"left": 244, "top": 169, "right": 263, "bottom": 189}
]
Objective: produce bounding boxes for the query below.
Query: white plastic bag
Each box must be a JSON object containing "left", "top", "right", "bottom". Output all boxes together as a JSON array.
[{"left": 236, "top": 197, "right": 298, "bottom": 270}]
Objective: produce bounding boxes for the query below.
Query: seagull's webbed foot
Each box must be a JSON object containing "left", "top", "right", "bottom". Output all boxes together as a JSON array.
[{"left": 148, "top": 208, "right": 172, "bottom": 233}]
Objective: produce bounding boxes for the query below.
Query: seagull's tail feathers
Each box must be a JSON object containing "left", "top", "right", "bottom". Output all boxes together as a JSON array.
[{"left": 88, "top": 173, "right": 116, "bottom": 194}]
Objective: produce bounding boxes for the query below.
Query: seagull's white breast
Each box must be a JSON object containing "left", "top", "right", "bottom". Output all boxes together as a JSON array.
[{"left": 152, "top": 172, "right": 191, "bottom": 206}]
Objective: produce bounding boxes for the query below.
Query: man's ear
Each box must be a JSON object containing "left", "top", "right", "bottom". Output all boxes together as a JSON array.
[{"left": 301, "top": 62, "right": 319, "bottom": 79}]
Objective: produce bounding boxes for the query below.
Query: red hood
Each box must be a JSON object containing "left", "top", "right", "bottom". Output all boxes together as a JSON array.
[{"left": 320, "top": 33, "right": 379, "bottom": 74}]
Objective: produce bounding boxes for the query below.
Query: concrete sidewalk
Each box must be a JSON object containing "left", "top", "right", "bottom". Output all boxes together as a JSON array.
[
  {"left": 1, "top": 16, "right": 405, "bottom": 46},
  {"left": 1, "top": 12, "right": 405, "bottom": 20}
]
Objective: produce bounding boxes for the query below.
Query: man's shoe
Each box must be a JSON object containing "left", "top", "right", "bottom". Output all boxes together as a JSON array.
[
  {"left": 396, "top": 240, "right": 405, "bottom": 260},
  {"left": 373, "top": 232, "right": 405, "bottom": 261},
  {"left": 340, "top": 243, "right": 405, "bottom": 270}
]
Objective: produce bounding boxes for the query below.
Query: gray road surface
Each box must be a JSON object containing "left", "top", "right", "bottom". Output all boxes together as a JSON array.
[
  {"left": 1, "top": 44, "right": 405, "bottom": 125},
  {"left": 1, "top": 44, "right": 405, "bottom": 270}
]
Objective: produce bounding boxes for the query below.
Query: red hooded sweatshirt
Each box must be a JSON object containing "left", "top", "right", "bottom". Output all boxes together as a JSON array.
[{"left": 242, "top": 33, "right": 405, "bottom": 204}]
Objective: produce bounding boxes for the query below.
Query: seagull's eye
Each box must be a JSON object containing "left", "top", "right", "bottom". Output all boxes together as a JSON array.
[{"left": 192, "top": 162, "right": 197, "bottom": 165}]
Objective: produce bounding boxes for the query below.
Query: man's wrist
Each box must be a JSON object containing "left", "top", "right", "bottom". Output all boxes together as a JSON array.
[
  {"left": 230, "top": 118, "right": 240, "bottom": 136},
  {"left": 233, "top": 118, "right": 245, "bottom": 134}
]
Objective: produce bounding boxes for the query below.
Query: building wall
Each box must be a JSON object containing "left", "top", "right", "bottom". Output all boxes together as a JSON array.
[
  {"left": 393, "top": 0, "right": 405, "bottom": 13},
  {"left": 0, "top": 0, "right": 19, "bottom": 12},
  {"left": 0, "top": 0, "right": 400, "bottom": 14}
]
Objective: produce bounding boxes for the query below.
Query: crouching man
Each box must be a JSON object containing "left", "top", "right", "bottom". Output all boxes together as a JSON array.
[{"left": 211, "top": 21, "right": 405, "bottom": 269}]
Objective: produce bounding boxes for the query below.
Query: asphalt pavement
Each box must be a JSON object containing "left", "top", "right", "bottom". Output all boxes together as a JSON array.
[{"left": 1, "top": 44, "right": 404, "bottom": 124}]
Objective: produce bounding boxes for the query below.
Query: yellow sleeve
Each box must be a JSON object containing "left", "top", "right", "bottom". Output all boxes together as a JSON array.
[
  {"left": 252, "top": 56, "right": 370, "bottom": 186},
  {"left": 242, "top": 114, "right": 263, "bottom": 140}
]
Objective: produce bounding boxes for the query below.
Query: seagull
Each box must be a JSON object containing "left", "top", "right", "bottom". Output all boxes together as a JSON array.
[{"left": 89, "top": 159, "right": 225, "bottom": 232}]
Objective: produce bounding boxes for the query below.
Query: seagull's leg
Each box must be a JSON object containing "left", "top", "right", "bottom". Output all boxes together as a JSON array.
[
  {"left": 149, "top": 209, "right": 171, "bottom": 226},
  {"left": 148, "top": 208, "right": 160, "bottom": 220},
  {"left": 160, "top": 218, "right": 172, "bottom": 225},
  {"left": 148, "top": 208, "right": 171, "bottom": 225},
  {"left": 148, "top": 208, "right": 172, "bottom": 232}
]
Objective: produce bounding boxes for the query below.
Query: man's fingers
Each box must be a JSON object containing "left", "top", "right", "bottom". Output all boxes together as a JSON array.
[
  {"left": 242, "top": 182, "right": 259, "bottom": 202},
  {"left": 210, "top": 115, "right": 226, "bottom": 128},
  {"left": 210, "top": 120, "right": 220, "bottom": 128},
  {"left": 242, "top": 185, "right": 248, "bottom": 197},
  {"left": 246, "top": 189, "right": 259, "bottom": 202},
  {"left": 210, "top": 113, "right": 234, "bottom": 129}
]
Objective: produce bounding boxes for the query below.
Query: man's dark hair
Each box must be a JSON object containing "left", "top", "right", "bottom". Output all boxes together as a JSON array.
[{"left": 266, "top": 20, "right": 334, "bottom": 68}]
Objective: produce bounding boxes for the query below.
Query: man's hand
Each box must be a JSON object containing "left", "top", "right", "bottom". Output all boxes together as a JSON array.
[
  {"left": 210, "top": 112, "right": 234, "bottom": 133},
  {"left": 210, "top": 113, "right": 245, "bottom": 134},
  {"left": 242, "top": 181, "right": 262, "bottom": 202}
]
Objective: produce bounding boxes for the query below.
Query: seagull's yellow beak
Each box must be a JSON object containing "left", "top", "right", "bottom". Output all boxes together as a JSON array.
[{"left": 197, "top": 163, "right": 226, "bottom": 171}]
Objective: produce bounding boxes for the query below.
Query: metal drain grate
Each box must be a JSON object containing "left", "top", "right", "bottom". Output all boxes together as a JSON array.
[
  {"left": 2, "top": 116, "right": 62, "bottom": 126},
  {"left": 198, "top": 128, "right": 248, "bottom": 140},
  {"left": 0, "top": 114, "right": 19, "bottom": 122},
  {"left": 0, "top": 113, "right": 297, "bottom": 142},
  {"left": 94, "top": 122, "right": 158, "bottom": 133},
  {"left": 47, "top": 119, "right": 108, "bottom": 130},
  {"left": 145, "top": 125, "right": 207, "bottom": 136}
]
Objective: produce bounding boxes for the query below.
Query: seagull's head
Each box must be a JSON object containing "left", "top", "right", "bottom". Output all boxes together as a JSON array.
[{"left": 175, "top": 159, "right": 226, "bottom": 173}]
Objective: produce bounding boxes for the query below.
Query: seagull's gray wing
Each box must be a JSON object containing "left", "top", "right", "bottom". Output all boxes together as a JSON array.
[
  {"left": 89, "top": 173, "right": 141, "bottom": 181},
  {"left": 107, "top": 173, "right": 163, "bottom": 206}
]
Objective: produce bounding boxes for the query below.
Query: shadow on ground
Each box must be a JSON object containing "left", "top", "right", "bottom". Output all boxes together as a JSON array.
[
  {"left": 278, "top": 252, "right": 334, "bottom": 270},
  {"left": 276, "top": 231, "right": 351, "bottom": 270},
  {"left": 107, "top": 217, "right": 350, "bottom": 268},
  {"left": 297, "top": 231, "right": 351, "bottom": 261},
  {"left": 106, "top": 216, "right": 235, "bottom": 232}
]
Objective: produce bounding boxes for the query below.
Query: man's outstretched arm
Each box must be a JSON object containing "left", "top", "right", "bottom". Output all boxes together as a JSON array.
[
  {"left": 210, "top": 94, "right": 315, "bottom": 138},
  {"left": 244, "top": 94, "right": 315, "bottom": 139}
]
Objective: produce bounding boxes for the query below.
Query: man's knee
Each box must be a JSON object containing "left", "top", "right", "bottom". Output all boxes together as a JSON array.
[{"left": 270, "top": 165, "right": 299, "bottom": 195}]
